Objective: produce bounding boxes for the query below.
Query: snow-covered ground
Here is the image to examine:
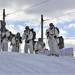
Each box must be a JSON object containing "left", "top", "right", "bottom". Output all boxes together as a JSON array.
[{"left": 0, "top": 51, "right": 75, "bottom": 75}]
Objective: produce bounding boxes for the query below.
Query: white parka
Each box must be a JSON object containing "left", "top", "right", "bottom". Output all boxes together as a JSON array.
[
  {"left": 2, "top": 31, "right": 10, "bottom": 51},
  {"left": 22, "top": 30, "right": 33, "bottom": 53},
  {"left": 45, "top": 27, "right": 59, "bottom": 55}
]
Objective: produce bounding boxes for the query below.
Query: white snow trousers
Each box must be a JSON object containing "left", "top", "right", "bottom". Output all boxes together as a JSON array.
[
  {"left": 24, "top": 40, "right": 33, "bottom": 53},
  {"left": 2, "top": 42, "right": 8, "bottom": 51},
  {"left": 12, "top": 44, "right": 19, "bottom": 52},
  {"left": 48, "top": 38, "right": 59, "bottom": 55}
]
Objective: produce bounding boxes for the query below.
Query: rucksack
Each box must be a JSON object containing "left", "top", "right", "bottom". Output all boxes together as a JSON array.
[
  {"left": 54, "top": 27, "right": 64, "bottom": 49},
  {"left": 33, "top": 31, "right": 36, "bottom": 40},
  {"left": 55, "top": 27, "right": 60, "bottom": 34},
  {"left": 58, "top": 36, "right": 64, "bottom": 49},
  {"left": 30, "top": 29, "right": 36, "bottom": 40},
  {"left": 16, "top": 33, "right": 22, "bottom": 43}
]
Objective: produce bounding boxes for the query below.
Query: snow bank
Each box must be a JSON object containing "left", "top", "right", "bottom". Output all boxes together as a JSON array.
[{"left": 0, "top": 52, "right": 75, "bottom": 75}]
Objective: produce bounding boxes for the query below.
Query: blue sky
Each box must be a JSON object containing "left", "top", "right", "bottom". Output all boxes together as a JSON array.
[
  {"left": 56, "top": 20, "right": 75, "bottom": 38},
  {"left": 0, "top": 0, "right": 75, "bottom": 51}
]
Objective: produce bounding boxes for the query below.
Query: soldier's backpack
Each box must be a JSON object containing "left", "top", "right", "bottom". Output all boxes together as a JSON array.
[
  {"left": 33, "top": 31, "right": 36, "bottom": 40},
  {"left": 30, "top": 29, "right": 36, "bottom": 40},
  {"left": 16, "top": 32, "right": 22, "bottom": 43},
  {"left": 55, "top": 27, "right": 60, "bottom": 34},
  {"left": 58, "top": 36, "right": 64, "bottom": 49},
  {"left": 54, "top": 27, "right": 64, "bottom": 49}
]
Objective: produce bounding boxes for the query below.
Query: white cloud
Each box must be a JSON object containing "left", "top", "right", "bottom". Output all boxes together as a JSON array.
[
  {"left": 64, "top": 23, "right": 75, "bottom": 29},
  {"left": 59, "top": 29, "right": 68, "bottom": 37},
  {"left": 18, "top": 25, "right": 25, "bottom": 32},
  {"left": 24, "top": 18, "right": 41, "bottom": 27},
  {"left": 6, "top": 24, "right": 18, "bottom": 34},
  {"left": 64, "top": 38, "right": 75, "bottom": 52},
  {"left": 0, "top": 0, "right": 74, "bottom": 22}
]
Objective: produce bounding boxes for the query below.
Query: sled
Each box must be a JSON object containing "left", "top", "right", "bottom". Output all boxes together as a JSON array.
[{"left": 57, "top": 47, "right": 74, "bottom": 57}]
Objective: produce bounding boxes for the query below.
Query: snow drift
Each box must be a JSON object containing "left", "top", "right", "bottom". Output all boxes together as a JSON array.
[{"left": 0, "top": 52, "right": 75, "bottom": 75}]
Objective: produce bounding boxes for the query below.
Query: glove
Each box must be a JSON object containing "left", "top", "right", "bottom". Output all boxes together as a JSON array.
[
  {"left": 54, "top": 36, "right": 57, "bottom": 38},
  {"left": 47, "top": 32, "right": 49, "bottom": 38},
  {"left": 35, "top": 50, "right": 39, "bottom": 54},
  {"left": 47, "top": 32, "right": 49, "bottom": 34},
  {"left": 27, "top": 35, "right": 29, "bottom": 37}
]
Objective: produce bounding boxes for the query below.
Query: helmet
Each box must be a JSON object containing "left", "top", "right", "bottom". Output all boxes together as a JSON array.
[
  {"left": 38, "top": 38, "right": 42, "bottom": 41},
  {"left": 25, "top": 26, "right": 29, "bottom": 29},
  {"left": 49, "top": 23, "right": 54, "bottom": 26}
]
